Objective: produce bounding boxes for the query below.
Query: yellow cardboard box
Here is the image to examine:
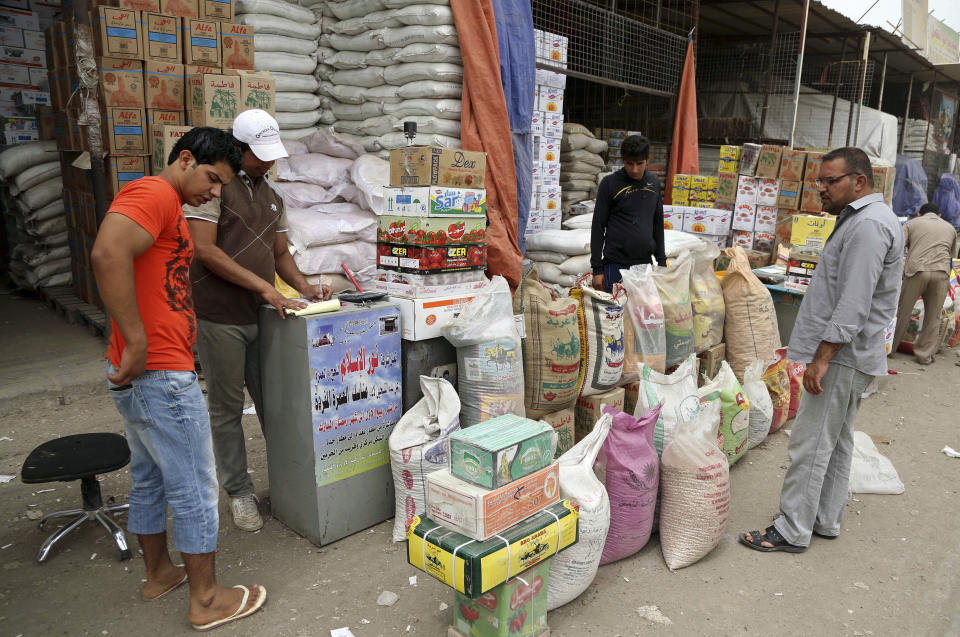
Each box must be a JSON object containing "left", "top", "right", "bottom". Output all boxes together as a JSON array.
[{"left": 791, "top": 214, "right": 836, "bottom": 251}]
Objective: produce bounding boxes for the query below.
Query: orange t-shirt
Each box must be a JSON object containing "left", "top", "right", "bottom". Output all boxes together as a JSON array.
[{"left": 106, "top": 177, "right": 197, "bottom": 371}]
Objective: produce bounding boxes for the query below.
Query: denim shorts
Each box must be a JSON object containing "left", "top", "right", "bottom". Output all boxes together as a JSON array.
[{"left": 108, "top": 366, "right": 219, "bottom": 554}]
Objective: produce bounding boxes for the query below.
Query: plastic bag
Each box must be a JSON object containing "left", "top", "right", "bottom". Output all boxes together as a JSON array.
[
  {"left": 848, "top": 431, "right": 905, "bottom": 495},
  {"left": 349, "top": 154, "right": 389, "bottom": 212},
  {"left": 635, "top": 354, "right": 700, "bottom": 456},
  {"left": 781, "top": 348, "right": 805, "bottom": 420},
  {"left": 763, "top": 352, "right": 789, "bottom": 434},
  {"left": 443, "top": 276, "right": 525, "bottom": 427},
  {"left": 388, "top": 376, "right": 460, "bottom": 541},
  {"left": 698, "top": 361, "right": 750, "bottom": 466},
  {"left": 618, "top": 265, "right": 666, "bottom": 377},
  {"left": 547, "top": 413, "right": 612, "bottom": 610},
  {"left": 571, "top": 284, "right": 624, "bottom": 397},
  {"left": 659, "top": 400, "right": 729, "bottom": 571},
  {"left": 688, "top": 243, "right": 725, "bottom": 353},
  {"left": 743, "top": 359, "right": 774, "bottom": 449},
  {"left": 652, "top": 255, "right": 694, "bottom": 368},
  {"left": 721, "top": 246, "right": 779, "bottom": 380},
  {"left": 596, "top": 404, "right": 661, "bottom": 565}
]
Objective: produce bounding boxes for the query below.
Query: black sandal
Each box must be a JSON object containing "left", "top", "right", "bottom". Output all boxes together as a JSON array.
[
  {"left": 739, "top": 525, "right": 806, "bottom": 553},
  {"left": 773, "top": 514, "right": 838, "bottom": 540}
]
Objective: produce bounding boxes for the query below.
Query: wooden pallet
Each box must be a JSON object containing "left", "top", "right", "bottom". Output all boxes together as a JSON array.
[{"left": 38, "top": 286, "right": 108, "bottom": 337}]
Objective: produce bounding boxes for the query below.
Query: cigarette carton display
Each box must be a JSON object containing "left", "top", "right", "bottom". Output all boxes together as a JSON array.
[{"left": 448, "top": 415, "right": 556, "bottom": 490}]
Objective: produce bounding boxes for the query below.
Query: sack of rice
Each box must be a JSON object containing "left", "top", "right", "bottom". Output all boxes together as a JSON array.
[
  {"left": 617, "top": 265, "right": 666, "bottom": 377},
  {"left": 652, "top": 255, "right": 694, "bottom": 369},
  {"left": 698, "top": 361, "right": 750, "bottom": 466},
  {"left": 388, "top": 376, "right": 460, "bottom": 542},
  {"left": 571, "top": 284, "right": 624, "bottom": 397},
  {"left": 721, "top": 246, "right": 779, "bottom": 380},
  {"left": 659, "top": 399, "right": 729, "bottom": 571},
  {"left": 596, "top": 404, "right": 661, "bottom": 565},
  {"left": 743, "top": 359, "right": 774, "bottom": 449},
  {"left": 547, "top": 413, "right": 612, "bottom": 610},
  {"left": 689, "top": 243, "right": 725, "bottom": 353},
  {"left": 634, "top": 354, "right": 700, "bottom": 456}
]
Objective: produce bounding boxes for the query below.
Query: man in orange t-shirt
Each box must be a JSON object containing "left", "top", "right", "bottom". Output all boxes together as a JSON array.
[{"left": 92, "top": 127, "right": 266, "bottom": 631}]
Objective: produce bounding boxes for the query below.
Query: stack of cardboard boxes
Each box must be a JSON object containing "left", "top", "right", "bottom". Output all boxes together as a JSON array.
[
  {"left": 526, "top": 29, "right": 567, "bottom": 236},
  {"left": 406, "top": 414, "right": 580, "bottom": 637},
  {"left": 0, "top": 4, "right": 56, "bottom": 143}
]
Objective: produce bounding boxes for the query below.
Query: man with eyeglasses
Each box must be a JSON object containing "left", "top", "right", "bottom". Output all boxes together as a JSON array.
[{"left": 740, "top": 147, "right": 903, "bottom": 554}]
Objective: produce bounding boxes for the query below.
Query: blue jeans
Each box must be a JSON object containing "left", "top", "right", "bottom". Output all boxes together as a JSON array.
[
  {"left": 107, "top": 366, "right": 219, "bottom": 554},
  {"left": 603, "top": 263, "right": 624, "bottom": 293}
]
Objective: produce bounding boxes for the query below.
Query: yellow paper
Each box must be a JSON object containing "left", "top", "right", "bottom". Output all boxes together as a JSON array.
[{"left": 290, "top": 300, "right": 341, "bottom": 316}]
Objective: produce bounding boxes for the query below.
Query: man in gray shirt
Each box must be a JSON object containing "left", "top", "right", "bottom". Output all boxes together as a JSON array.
[{"left": 740, "top": 147, "right": 904, "bottom": 553}]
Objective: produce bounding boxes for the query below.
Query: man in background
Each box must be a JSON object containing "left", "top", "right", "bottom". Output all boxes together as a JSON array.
[
  {"left": 590, "top": 134, "right": 666, "bottom": 292},
  {"left": 891, "top": 202, "right": 958, "bottom": 364}
]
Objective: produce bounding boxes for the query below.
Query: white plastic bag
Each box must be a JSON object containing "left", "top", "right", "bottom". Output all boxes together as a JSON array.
[
  {"left": 547, "top": 413, "right": 612, "bottom": 610},
  {"left": 634, "top": 354, "right": 700, "bottom": 456},
  {"left": 698, "top": 361, "right": 750, "bottom": 466},
  {"left": 619, "top": 265, "right": 667, "bottom": 377},
  {"left": 743, "top": 359, "right": 774, "bottom": 450},
  {"left": 848, "top": 431, "right": 905, "bottom": 494},
  {"left": 349, "top": 154, "right": 389, "bottom": 212},
  {"left": 689, "top": 243, "right": 725, "bottom": 353},
  {"left": 388, "top": 376, "right": 460, "bottom": 541}
]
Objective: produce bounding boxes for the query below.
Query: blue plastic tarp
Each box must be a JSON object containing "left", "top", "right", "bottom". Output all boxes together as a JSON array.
[
  {"left": 892, "top": 154, "right": 928, "bottom": 217},
  {"left": 492, "top": 0, "right": 536, "bottom": 133},
  {"left": 932, "top": 173, "right": 960, "bottom": 229}
]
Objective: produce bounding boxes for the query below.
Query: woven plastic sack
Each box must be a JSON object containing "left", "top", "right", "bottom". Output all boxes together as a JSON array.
[
  {"left": 659, "top": 399, "right": 728, "bottom": 571},
  {"left": 533, "top": 262, "right": 578, "bottom": 288},
  {"left": 271, "top": 71, "right": 319, "bottom": 92},
  {"left": 253, "top": 33, "right": 318, "bottom": 55},
  {"left": 332, "top": 101, "right": 385, "bottom": 120},
  {"left": 382, "top": 99, "right": 461, "bottom": 120},
  {"left": 396, "top": 80, "right": 461, "bottom": 100},
  {"left": 388, "top": 42, "right": 461, "bottom": 64},
  {"left": 12, "top": 161, "right": 60, "bottom": 194},
  {"left": 698, "top": 361, "right": 749, "bottom": 466},
  {"left": 330, "top": 66, "right": 384, "bottom": 88},
  {"left": 634, "top": 354, "right": 700, "bottom": 456},
  {"left": 0, "top": 140, "right": 56, "bottom": 179},
  {"left": 388, "top": 376, "right": 460, "bottom": 541},
  {"left": 689, "top": 243, "right": 725, "bottom": 353},
  {"left": 514, "top": 268, "right": 582, "bottom": 419},
  {"left": 19, "top": 177, "right": 62, "bottom": 211},
  {"left": 328, "top": 0, "right": 386, "bottom": 20},
  {"left": 276, "top": 92, "right": 321, "bottom": 112},
  {"left": 547, "top": 413, "right": 612, "bottom": 610},
  {"left": 618, "top": 265, "right": 666, "bottom": 377},
  {"left": 384, "top": 62, "right": 462, "bottom": 85},
  {"left": 443, "top": 276, "right": 525, "bottom": 427},
  {"left": 277, "top": 153, "right": 352, "bottom": 188},
  {"left": 292, "top": 240, "right": 374, "bottom": 274},
  {"left": 285, "top": 203, "right": 375, "bottom": 251},
  {"left": 235, "top": 0, "right": 315, "bottom": 22},
  {"left": 743, "top": 359, "right": 774, "bottom": 449},
  {"left": 525, "top": 229, "right": 591, "bottom": 256},
  {"left": 596, "top": 404, "right": 660, "bottom": 565},
  {"left": 721, "top": 246, "right": 778, "bottom": 380},
  {"left": 236, "top": 13, "right": 321, "bottom": 39},
  {"left": 559, "top": 149, "right": 604, "bottom": 168},
  {"left": 849, "top": 431, "right": 905, "bottom": 494},
  {"left": 571, "top": 285, "right": 624, "bottom": 397},
  {"left": 274, "top": 181, "right": 337, "bottom": 207},
  {"left": 651, "top": 255, "right": 694, "bottom": 368},
  {"left": 328, "top": 49, "right": 369, "bottom": 69},
  {"left": 379, "top": 24, "right": 458, "bottom": 48},
  {"left": 254, "top": 51, "right": 317, "bottom": 75},
  {"left": 276, "top": 110, "right": 321, "bottom": 129}
]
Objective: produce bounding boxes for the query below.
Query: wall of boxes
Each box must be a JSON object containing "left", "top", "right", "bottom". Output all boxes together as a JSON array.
[
  {"left": 43, "top": 0, "right": 275, "bottom": 307},
  {"left": 526, "top": 29, "right": 567, "bottom": 236},
  {"left": 0, "top": 3, "right": 57, "bottom": 143}
]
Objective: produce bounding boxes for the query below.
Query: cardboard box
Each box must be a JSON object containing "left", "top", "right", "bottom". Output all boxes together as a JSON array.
[
  {"left": 159, "top": 0, "right": 198, "bottom": 18},
  {"left": 0, "top": 7, "right": 40, "bottom": 30},
  {"left": 107, "top": 154, "right": 147, "bottom": 195},
  {"left": 802, "top": 151, "right": 824, "bottom": 185},
  {"left": 407, "top": 500, "right": 578, "bottom": 598},
  {"left": 184, "top": 62, "right": 220, "bottom": 74},
  {"left": 872, "top": 165, "right": 895, "bottom": 203},
  {"left": 99, "top": 57, "right": 144, "bottom": 108},
  {"left": 799, "top": 187, "right": 822, "bottom": 213},
  {"left": 543, "top": 111, "right": 563, "bottom": 139},
  {"left": 538, "top": 184, "right": 560, "bottom": 212},
  {"left": 183, "top": 17, "right": 219, "bottom": 65},
  {"left": 696, "top": 343, "right": 725, "bottom": 387},
  {"left": 22, "top": 28, "right": 41, "bottom": 50},
  {"left": 756, "top": 178, "right": 779, "bottom": 206},
  {"left": 0, "top": 61, "right": 30, "bottom": 84},
  {"left": 753, "top": 231, "right": 776, "bottom": 253},
  {"left": 779, "top": 149, "right": 806, "bottom": 181},
  {"left": 105, "top": 107, "right": 148, "bottom": 154},
  {"left": 147, "top": 108, "right": 183, "bottom": 152},
  {"left": 732, "top": 202, "right": 756, "bottom": 231},
  {"left": 540, "top": 408, "right": 574, "bottom": 457},
  {"left": 452, "top": 559, "right": 550, "bottom": 637},
  {"left": 95, "top": 7, "right": 142, "bottom": 59},
  {"left": 377, "top": 215, "right": 486, "bottom": 246},
  {"left": 682, "top": 206, "right": 731, "bottom": 235},
  {"left": 373, "top": 276, "right": 487, "bottom": 300},
  {"left": 112, "top": 0, "right": 162, "bottom": 11},
  {"left": 0, "top": 43, "right": 43, "bottom": 67},
  {"left": 389, "top": 145, "right": 486, "bottom": 188},
  {"left": 382, "top": 186, "right": 487, "bottom": 217},
  {"left": 662, "top": 205, "right": 684, "bottom": 231},
  {"left": 738, "top": 142, "right": 761, "bottom": 176},
  {"left": 719, "top": 144, "right": 741, "bottom": 161},
  {"left": 716, "top": 172, "right": 737, "bottom": 203},
  {"left": 199, "top": 0, "right": 231, "bottom": 20},
  {"left": 731, "top": 230, "right": 753, "bottom": 250},
  {"left": 378, "top": 243, "right": 487, "bottom": 274},
  {"left": 187, "top": 72, "right": 237, "bottom": 128},
  {"left": 777, "top": 179, "right": 800, "bottom": 209},
  {"left": 538, "top": 138, "right": 559, "bottom": 163},
  {"left": 791, "top": 214, "right": 835, "bottom": 251},
  {"left": 775, "top": 209, "right": 795, "bottom": 245},
  {"left": 391, "top": 292, "right": 478, "bottom": 340},
  {"left": 153, "top": 123, "right": 191, "bottom": 170},
  {"left": 449, "top": 415, "right": 555, "bottom": 490},
  {"left": 754, "top": 205, "right": 777, "bottom": 233},
  {"left": 143, "top": 12, "right": 181, "bottom": 62},
  {"left": 220, "top": 21, "right": 252, "bottom": 70},
  {"left": 540, "top": 163, "right": 559, "bottom": 186},
  {"left": 0, "top": 25, "right": 25, "bottom": 47},
  {"left": 144, "top": 60, "right": 184, "bottom": 110},
  {"left": 226, "top": 68, "right": 273, "bottom": 114},
  {"left": 735, "top": 175, "right": 757, "bottom": 204},
  {"left": 574, "top": 387, "right": 624, "bottom": 442},
  {"left": 756, "top": 144, "right": 782, "bottom": 178},
  {"left": 530, "top": 111, "right": 543, "bottom": 135},
  {"left": 538, "top": 87, "right": 563, "bottom": 113}
]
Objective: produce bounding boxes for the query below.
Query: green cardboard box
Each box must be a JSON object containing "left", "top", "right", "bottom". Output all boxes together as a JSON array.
[
  {"left": 453, "top": 559, "right": 550, "bottom": 637},
  {"left": 449, "top": 415, "right": 556, "bottom": 490}
]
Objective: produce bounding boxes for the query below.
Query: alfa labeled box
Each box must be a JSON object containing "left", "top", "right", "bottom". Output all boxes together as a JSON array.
[
  {"left": 107, "top": 154, "right": 147, "bottom": 195},
  {"left": 105, "top": 107, "right": 148, "bottom": 154},
  {"left": 777, "top": 179, "right": 800, "bottom": 209},
  {"left": 732, "top": 202, "right": 756, "bottom": 231},
  {"left": 448, "top": 415, "right": 556, "bottom": 490},
  {"left": 382, "top": 186, "right": 486, "bottom": 217},
  {"left": 425, "top": 464, "right": 560, "bottom": 541},
  {"left": 96, "top": 7, "right": 142, "bottom": 59},
  {"left": 143, "top": 12, "right": 181, "bottom": 62},
  {"left": 390, "top": 145, "right": 486, "bottom": 188},
  {"left": 779, "top": 149, "right": 806, "bottom": 181},
  {"left": 221, "top": 21, "right": 253, "bottom": 70},
  {"left": 227, "top": 68, "right": 274, "bottom": 114},
  {"left": 799, "top": 186, "right": 822, "bottom": 213},
  {"left": 144, "top": 60, "right": 184, "bottom": 110},
  {"left": 187, "top": 72, "right": 238, "bottom": 128},
  {"left": 541, "top": 407, "right": 574, "bottom": 457},
  {"left": 791, "top": 214, "right": 835, "bottom": 251},
  {"left": 755, "top": 144, "right": 782, "bottom": 178},
  {"left": 147, "top": 108, "right": 183, "bottom": 150},
  {"left": 153, "top": 123, "right": 192, "bottom": 170},
  {"left": 159, "top": 0, "right": 198, "bottom": 18},
  {"left": 392, "top": 293, "right": 478, "bottom": 340},
  {"left": 754, "top": 205, "right": 777, "bottom": 233},
  {"left": 199, "top": 0, "right": 231, "bottom": 20},
  {"left": 184, "top": 17, "right": 219, "bottom": 65},
  {"left": 112, "top": 0, "right": 161, "bottom": 11},
  {"left": 574, "top": 387, "right": 624, "bottom": 442},
  {"left": 803, "top": 151, "right": 824, "bottom": 185},
  {"left": 99, "top": 57, "right": 144, "bottom": 108},
  {"left": 756, "top": 178, "right": 779, "bottom": 206},
  {"left": 735, "top": 175, "right": 757, "bottom": 204},
  {"left": 453, "top": 559, "right": 550, "bottom": 637},
  {"left": 377, "top": 215, "right": 486, "bottom": 246}
]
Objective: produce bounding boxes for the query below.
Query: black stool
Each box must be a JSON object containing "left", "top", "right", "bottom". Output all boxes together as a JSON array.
[{"left": 21, "top": 432, "right": 133, "bottom": 563}]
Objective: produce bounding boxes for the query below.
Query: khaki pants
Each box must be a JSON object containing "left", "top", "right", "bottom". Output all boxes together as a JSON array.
[{"left": 891, "top": 271, "right": 949, "bottom": 363}]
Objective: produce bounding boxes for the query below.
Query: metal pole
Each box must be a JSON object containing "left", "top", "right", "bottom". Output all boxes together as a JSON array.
[
  {"left": 923, "top": 72, "right": 938, "bottom": 175},
  {"left": 827, "top": 38, "right": 848, "bottom": 148},
  {"left": 899, "top": 74, "right": 913, "bottom": 154},
  {"left": 853, "top": 31, "right": 871, "bottom": 146},
  {"left": 876, "top": 51, "right": 888, "bottom": 111},
  {"left": 789, "top": 0, "right": 810, "bottom": 148},
  {"left": 759, "top": 0, "right": 781, "bottom": 137}
]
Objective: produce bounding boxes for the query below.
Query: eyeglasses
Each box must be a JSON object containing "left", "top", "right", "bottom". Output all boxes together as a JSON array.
[{"left": 815, "top": 173, "right": 859, "bottom": 188}]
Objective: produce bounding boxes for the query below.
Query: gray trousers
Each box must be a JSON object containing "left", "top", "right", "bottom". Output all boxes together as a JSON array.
[
  {"left": 774, "top": 362, "right": 873, "bottom": 547},
  {"left": 196, "top": 319, "right": 264, "bottom": 497}
]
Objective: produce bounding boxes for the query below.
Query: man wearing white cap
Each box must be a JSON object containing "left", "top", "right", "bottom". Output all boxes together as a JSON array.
[{"left": 185, "top": 109, "right": 331, "bottom": 531}]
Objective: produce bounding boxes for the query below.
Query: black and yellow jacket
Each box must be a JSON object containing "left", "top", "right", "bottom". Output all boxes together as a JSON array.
[{"left": 590, "top": 168, "right": 666, "bottom": 274}]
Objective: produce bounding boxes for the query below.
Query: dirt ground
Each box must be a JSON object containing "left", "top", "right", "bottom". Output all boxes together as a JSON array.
[{"left": 1, "top": 298, "right": 959, "bottom": 636}]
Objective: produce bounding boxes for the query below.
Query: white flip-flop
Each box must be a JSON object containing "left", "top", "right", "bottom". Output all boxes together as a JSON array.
[{"left": 191, "top": 584, "right": 267, "bottom": 632}]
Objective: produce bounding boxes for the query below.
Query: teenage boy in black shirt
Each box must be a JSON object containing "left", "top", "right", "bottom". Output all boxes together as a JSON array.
[{"left": 591, "top": 134, "right": 666, "bottom": 292}]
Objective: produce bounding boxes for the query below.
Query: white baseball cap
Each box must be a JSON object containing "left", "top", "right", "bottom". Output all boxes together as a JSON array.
[{"left": 232, "top": 109, "right": 288, "bottom": 162}]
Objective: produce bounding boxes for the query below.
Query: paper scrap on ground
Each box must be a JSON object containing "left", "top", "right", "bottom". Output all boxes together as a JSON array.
[
  {"left": 242, "top": 405, "right": 257, "bottom": 415},
  {"left": 330, "top": 628, "right": 355, "bottom": 637},
  {"left": 289, "top": 299, "right": 341, "bottom": 316},
  {"left": 0, "top": 475, "right": 14, "bottom": 484},
  {"left": 943, "top": 446, "right": 960, "bottom": 458},
  {"left": 376, "top": 590, "right": 398, "bottom": 606},
  {"left": 637, "top": 605, "right": 673, "bottom": 625}
]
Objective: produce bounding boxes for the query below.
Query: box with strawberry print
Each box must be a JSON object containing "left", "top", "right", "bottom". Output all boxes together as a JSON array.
[
  {"left": 452, "top": 559, "right": 551, "bottom": 637},
  {"left": 377, "top": 215, "right": 487, "bottom": 246},
  {"left": 378, "top": 243, "right": 488, "bottom": 274}
]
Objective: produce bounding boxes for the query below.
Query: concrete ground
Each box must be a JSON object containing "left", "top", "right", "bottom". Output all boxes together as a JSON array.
[{"left": 0, "top": 294, "right": 958, "bottom": 636}]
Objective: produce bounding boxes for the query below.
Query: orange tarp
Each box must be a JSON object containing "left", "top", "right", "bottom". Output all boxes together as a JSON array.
[{"left": 665, "top": 38, "right": 699, "bottom": 205}]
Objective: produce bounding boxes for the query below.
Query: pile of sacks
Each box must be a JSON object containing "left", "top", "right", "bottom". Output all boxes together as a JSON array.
[
  {"left": 0, "top": 141, "right": 70, "bottom": 290},
  {"left": 313, "top": 0, "right": 463, "bottom": 157},
  {"left": 524, "top": 228, "right": 592, "bottom": 291},
  {"left": 276, "top": 127, "right": 388, "bottom": 290},
  {"left": 236, "top": 0, "right": 324, "bottom": 138},
  {"left": 561, "top": 123, "right": 607, "bottom": 212}
]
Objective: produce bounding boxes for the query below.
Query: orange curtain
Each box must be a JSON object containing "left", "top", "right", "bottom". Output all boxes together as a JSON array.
[
  {"left": 451, "top": 0, "right": 522, "bottom": 290},
  {"left": 665, "top": 38, "right": 699, "bottom": 205}
]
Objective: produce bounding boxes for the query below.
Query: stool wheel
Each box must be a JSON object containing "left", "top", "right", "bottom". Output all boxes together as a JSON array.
[{"left": 120, "top": 549, "right": 132, "bottom": 561}]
